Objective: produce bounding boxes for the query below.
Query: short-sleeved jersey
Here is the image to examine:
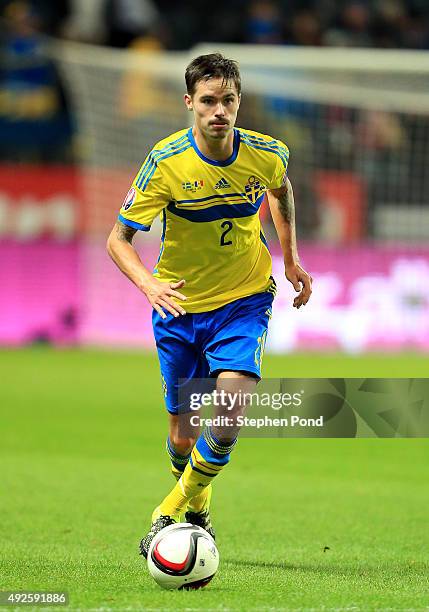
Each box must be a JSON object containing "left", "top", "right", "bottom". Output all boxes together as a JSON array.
[{"left": 118, "top": 126, "right": 289, "bottom": 312}]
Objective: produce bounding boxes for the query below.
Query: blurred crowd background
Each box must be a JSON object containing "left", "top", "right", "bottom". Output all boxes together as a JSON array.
[
  {"left": 1, "top": 0, "right": 428, "bottom": 227},
  {"left": 1, "top": 0, "right": 428, "bottom": 350},
  {"left": 2, "top": 0, "right": 429, "bottom": 50},
  {"left": 2, "top": 0, "right": 429, "bottom": 239}
]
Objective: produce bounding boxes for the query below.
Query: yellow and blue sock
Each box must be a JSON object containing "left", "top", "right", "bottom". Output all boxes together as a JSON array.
[
  {"left": 165, "top": 436, "right": 212, "bottom": 514},
  {"left": 166, "top": 436, "right": 190, "bottom": 481},
  {"left": 159, "top": 428, "right": 237, "bottom": 517}
]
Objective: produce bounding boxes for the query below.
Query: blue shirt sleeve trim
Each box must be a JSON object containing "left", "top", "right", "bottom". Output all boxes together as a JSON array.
[{"left": 118, "top": 214, "right": 151, "bottom": 231}]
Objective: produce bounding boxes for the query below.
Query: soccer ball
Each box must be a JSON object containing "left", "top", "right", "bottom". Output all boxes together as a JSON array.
[{"left": 147, "top": 523, "right": 219, "bottom": 590}]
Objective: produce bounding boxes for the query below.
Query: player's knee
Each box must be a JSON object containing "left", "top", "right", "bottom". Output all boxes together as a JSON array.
[{"left": 169, "top": 434, "right": 197, "bottom": 456}]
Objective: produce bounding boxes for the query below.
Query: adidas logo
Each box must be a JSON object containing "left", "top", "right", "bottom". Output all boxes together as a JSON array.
[{"left": 214, "top": 177, "right": 231, "bottom": 189}]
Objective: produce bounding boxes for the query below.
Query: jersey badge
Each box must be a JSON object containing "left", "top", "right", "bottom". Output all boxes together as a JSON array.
[
  {"left": 244, "top": 176, "right": 266, "bottom": 204},
  {"left": 122, "top": 187, "right": 136, "bottom": 211}
]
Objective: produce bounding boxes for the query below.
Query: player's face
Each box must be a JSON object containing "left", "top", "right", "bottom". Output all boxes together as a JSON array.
[{"left": 184, "top": 78, "right": 241, "bottom": 140}]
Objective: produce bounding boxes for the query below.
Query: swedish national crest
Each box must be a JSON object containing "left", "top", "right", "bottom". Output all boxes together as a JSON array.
[{"left": 244, "top": 175, "right": 266, "bottom": 203}]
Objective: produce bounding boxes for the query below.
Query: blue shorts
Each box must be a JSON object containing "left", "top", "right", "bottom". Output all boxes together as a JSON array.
[{"left": 153, "top": 291, "right": 274, "bottom": 414}]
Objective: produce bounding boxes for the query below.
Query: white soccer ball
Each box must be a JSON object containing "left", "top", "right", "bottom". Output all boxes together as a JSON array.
[{"left": 147, "top": 522, "right": 219, "bottom": 590}]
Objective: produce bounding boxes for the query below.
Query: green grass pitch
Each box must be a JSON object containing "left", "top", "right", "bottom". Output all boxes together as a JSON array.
[{"left": 1, "top": 349, "right": 428, "bottom": 611}]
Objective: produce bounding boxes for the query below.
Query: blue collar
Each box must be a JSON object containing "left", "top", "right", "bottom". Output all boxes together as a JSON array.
[{"left": 188, "top": 127, "right": 240, "bottom": 167}]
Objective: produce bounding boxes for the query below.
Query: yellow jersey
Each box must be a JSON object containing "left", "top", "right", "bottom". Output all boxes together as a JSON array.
[{"left": 118, "top": 126, "right": 289, "bottom": 312}]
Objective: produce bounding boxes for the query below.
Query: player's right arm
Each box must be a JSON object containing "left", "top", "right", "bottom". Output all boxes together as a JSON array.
[
  {"left": 106, "top": 150, "right": 187, "bottom": 319},
  {"left": 107, "top": 221, "right": 186, "bottom": 319}
]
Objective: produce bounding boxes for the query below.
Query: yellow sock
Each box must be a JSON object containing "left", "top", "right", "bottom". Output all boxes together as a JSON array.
[
  {"left": 172, "top": 465, "right": 212, "bottom": 513},
  {"left": 159, "top": 427, "right": 236, "bottom": 516},
  {"left": 171, "top": 465, "right": 182, "bottom": 481},
  {"left": 188, "top": 483, "right": 212, "bottom": 512},
  {"left": 160, "top": 447, "right": 221, "bottom": 516},
  {"left": 167, "top": 438, "right": 212, "bottom": 514},
  {"left": 188, "top": 482, "right": 212, "bottom": 513}
]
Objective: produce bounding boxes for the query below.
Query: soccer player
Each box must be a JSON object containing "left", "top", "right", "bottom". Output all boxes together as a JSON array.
[{"left": 107, "top": 53, "right": 312, "bottom": 557}]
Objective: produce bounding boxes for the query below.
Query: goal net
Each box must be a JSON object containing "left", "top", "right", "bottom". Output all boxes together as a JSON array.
[{"left": 51, "top": 41, "right": 429, "bottom": 351}]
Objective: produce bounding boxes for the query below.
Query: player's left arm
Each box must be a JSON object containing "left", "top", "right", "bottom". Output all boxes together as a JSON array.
[{"left": 267, "top": 178, "right": 313, "bottom": 308}]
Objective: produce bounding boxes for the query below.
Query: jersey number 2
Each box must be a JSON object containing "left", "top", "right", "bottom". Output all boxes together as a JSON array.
[{"left": 220, "top": 221, "right": 233, "bottom": 246}]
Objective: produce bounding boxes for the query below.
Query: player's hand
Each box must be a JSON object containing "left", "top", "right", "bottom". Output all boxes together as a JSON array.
[
  {"left": 143, "top": 278, "right": 187, "bottom": 319},
  {"left": 285, "top": 263, "right": 313, "bottom": 309}
]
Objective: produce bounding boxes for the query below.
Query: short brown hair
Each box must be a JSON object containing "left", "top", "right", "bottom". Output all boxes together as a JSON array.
[{"left": 185, "top": 53, "right": 241, "bottom": 96}]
